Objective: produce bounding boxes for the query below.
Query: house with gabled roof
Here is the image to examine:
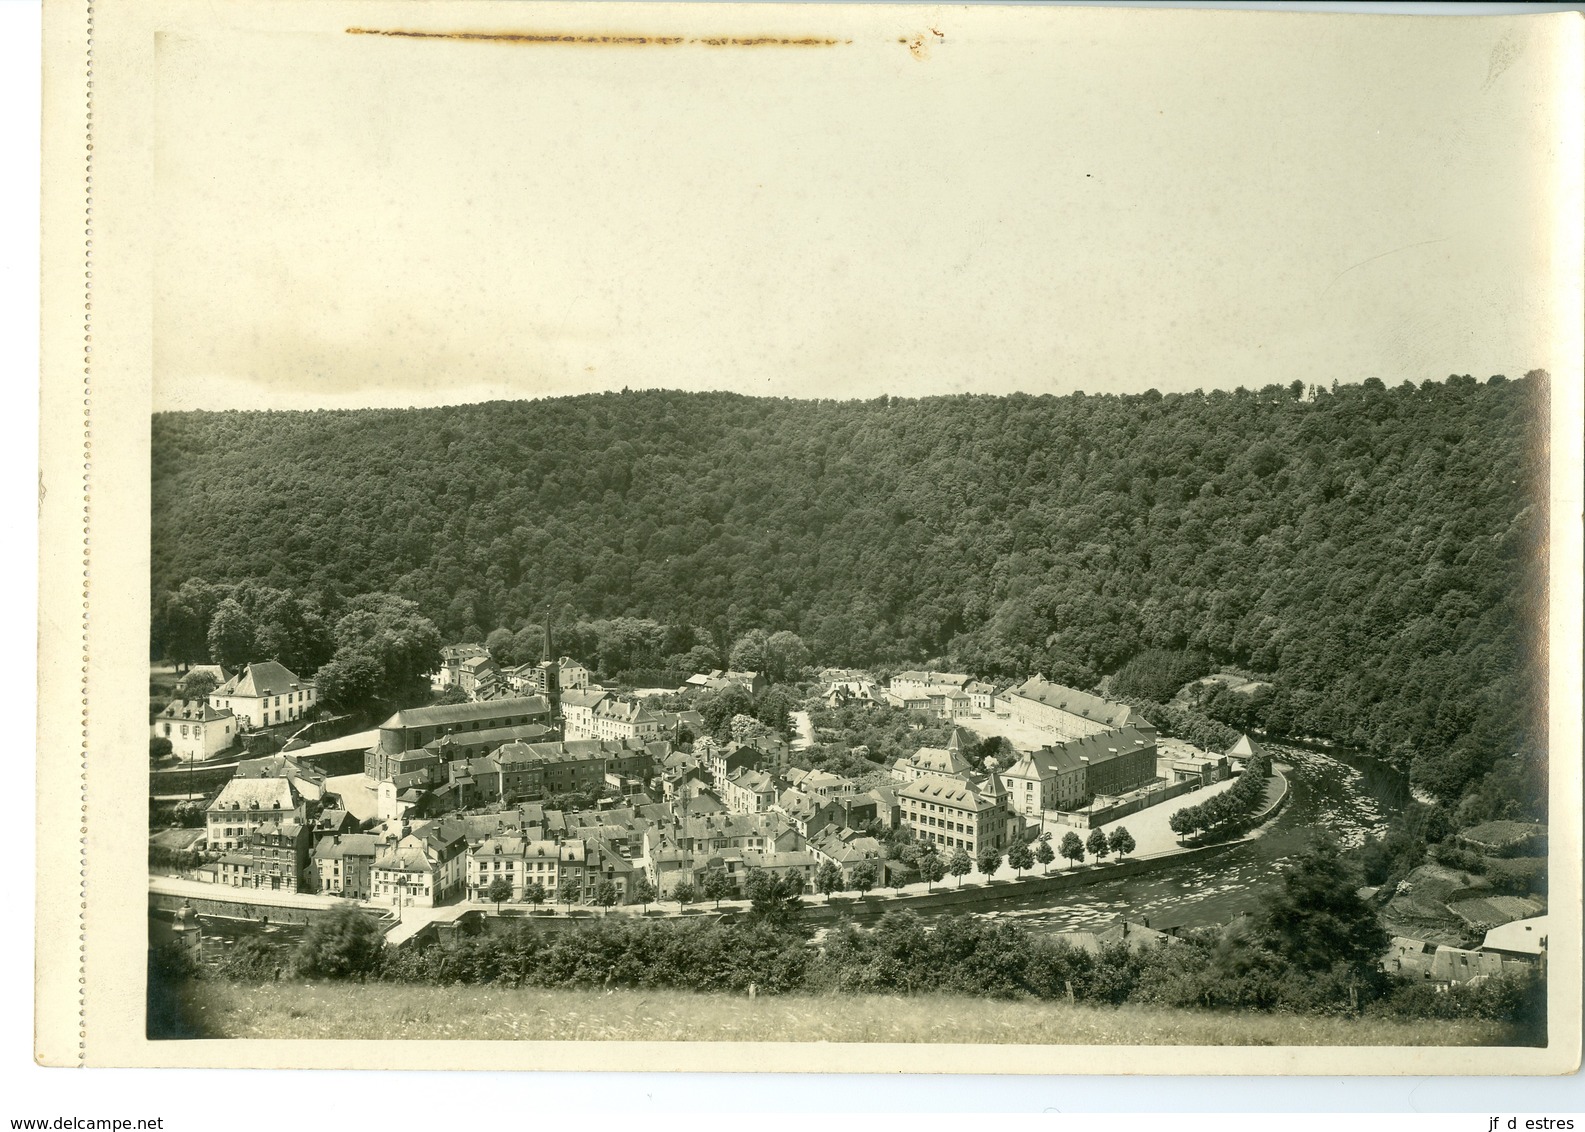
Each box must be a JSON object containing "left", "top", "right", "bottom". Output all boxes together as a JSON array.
[
  {"left": 721, "top": 766, "right": 778, "bottom": 814},
  {"left": 153, "top": 698, "right": 236, "bottom": 761},
  {"left": 438, "top": 643, "right": 489, "bottom": 688},
  {"left": 808, "top": 829, "right": 885, "bottom": 885},
  {"left": 209, "top": 661, "right": 317, "bottom": 731},
  {"left": 206, "top": 775, "right": 306, "bottom": 851},
  {"left": 371, "top": 820, "right": 469, "bottom": 908},
  {"left": 590, "top": 695, "right": 664, "bottom": 744},
  {"left": 894, "top": 729, "right": 975, "bottom": 783},
  {"left": 312, "top": 832, "right": 381, "bottom": 898}
]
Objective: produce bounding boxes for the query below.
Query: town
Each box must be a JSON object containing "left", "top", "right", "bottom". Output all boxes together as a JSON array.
[
  {"left": 149, "top": 627, "right": 1547, "bottom": 995},
  {"left": 151, "top": 630, "right": 1262, "bottom": 927}
]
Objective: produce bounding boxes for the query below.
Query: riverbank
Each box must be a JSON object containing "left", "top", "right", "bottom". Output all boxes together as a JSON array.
[{"left": 149, "top": 980, "right": 1520, "bottom": 1046}]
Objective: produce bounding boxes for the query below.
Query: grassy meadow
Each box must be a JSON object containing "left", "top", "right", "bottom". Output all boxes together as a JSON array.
[{"left": 151, "top": 980, "right": 1521, "bottom": 1045}]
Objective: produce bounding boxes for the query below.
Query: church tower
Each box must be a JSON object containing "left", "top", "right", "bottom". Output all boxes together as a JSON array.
[{"left": 538, "top": 603, "right": 561, "bottom": 723}]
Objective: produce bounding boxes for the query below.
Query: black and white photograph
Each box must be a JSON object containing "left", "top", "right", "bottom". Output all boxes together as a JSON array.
[{"left": 31, "top": 0, "right": 1582, "bottom": 1078}]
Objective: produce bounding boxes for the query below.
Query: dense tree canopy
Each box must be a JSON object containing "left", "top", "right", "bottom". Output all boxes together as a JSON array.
[{"left": 152, "top": 376, "right": 1548, "bottom": 807}]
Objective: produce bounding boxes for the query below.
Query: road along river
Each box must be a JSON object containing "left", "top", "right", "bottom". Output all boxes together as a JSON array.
[{"left": 946, "top": 742, "right": 1407, "bottom": 935}]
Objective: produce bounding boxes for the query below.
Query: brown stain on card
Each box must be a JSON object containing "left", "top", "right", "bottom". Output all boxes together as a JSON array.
[
  {"left": 347, "top": 27, "right": 849, "bottom": 47},
  {"left": 899, "top": 26, "right": 944, "bottom": 60}
]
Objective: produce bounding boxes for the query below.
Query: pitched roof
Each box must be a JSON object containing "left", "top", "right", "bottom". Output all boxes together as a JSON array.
[
  {"left": 314, "top": 833, "right": 381, "bottom": 859},
  {"left": 898, "top": 773, "right": 999, "bottom": 810},
  {"left": 1004, "top": 677, "right": 1144, "bottom": 728},
  {"left": 425, "top": 721, "right": 555, "bottom": 751},
  {"left": 1060, "top": 725, "right": 1156, "bottom": 767},
  {"left": 214, "top": 660, "right": 310, "bottom": 699},
  {"left": 158, "top": 698, "right": 233, "bottom": 723},
  {"left": 373, "top": 841, "right": 434, "bottom": 874},
  {"left": 908, "top": 745, "right": 973, "bottom": 777},
  {"left": 559, "top": 688, "right": 611, "bottom": 710},
  {"left": 1226, "top": 733, "right": 1266, "bottom": 760},
  {"left": 893, "top": 670, "right": 971, "bottom": 688},
  {"left": 209, "top": 775, "right": 299, "bottom": 813},
  {"left": 1482, "top": 915, "right": 1549, "bottom": 956},
  {"left": 380, "top": 695, "right": 550, "bottom": 730},
  {"left": 593, "top": 696, "right": 660, "bottom": 725}
]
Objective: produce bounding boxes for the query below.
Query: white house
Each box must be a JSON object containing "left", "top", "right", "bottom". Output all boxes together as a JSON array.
[
  {"left": 210, "top": 661, "right": 317, "bottom": 730},
  {"left": 153, "top": 699, "right": 236, "bottom": 760},
  {"left": 205, "top": 775, "right": 306, "bottom": 851},
  {"left": 559, "top": 687, "right": 610, "bottom": 739}
]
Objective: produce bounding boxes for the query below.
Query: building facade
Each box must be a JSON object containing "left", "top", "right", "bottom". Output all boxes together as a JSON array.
[
  {"left": 153, "top": 699, "right": 236, "bottom": 760},
  {"left": 1000, "top": 676, "right": 1149, "bottom": 742},
  {"left": 209, "top": 661, "right": 317, "bottom": 731}
]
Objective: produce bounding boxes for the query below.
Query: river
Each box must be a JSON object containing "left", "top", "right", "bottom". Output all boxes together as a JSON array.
[{"left": 946, "top": 741, "right": 1407, "bottom": 935}]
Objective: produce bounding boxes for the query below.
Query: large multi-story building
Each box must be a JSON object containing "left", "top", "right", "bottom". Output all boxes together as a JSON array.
[
  {"left": 1000, "top": 677, "right": 1152, "bottom": 742},
  {"left": 589, "top": 695, "right": 664, "bottom": 744},
  {"left": 366, "top": 696, "right": 551, "bottom": 780},
  {"left": 205, "top": 774, "right": 307, "bottom": 851},
  {"left": 999, "top": 726, "right": 1159, "bottom": 814},
  {"left": 558, "top": 687, "right": 609, "bottom": 739},
  {"left": 898, "top": 773, "right": 1020, "bottom": 857},
  {"left": 209, "top": 661, "right": 317, "bottom": 731}
]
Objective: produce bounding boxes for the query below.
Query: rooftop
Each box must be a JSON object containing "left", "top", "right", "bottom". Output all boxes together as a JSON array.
[
  {"left": 215, "top": 661, "right": 310, "bottom": 700},
  {"left": 381, "top": 695, "right": 550, "bottom": 731}
]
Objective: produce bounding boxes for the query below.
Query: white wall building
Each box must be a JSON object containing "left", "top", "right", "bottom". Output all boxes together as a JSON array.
[
  {"left": 153, "top": 699, "right": 236, "bottom": 760},
  {"left": 209, "top": 661, "right": 317, "bottom": 730}
]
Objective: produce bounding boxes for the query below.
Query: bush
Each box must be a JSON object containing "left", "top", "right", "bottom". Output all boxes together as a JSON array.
[{"left": 292, "top": 904, "right": 386, "bottom": 979}]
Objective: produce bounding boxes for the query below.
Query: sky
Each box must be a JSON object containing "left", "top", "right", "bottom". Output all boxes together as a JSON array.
[{"left": 150, "top": 3, "right": 1577, "bottom": 411}]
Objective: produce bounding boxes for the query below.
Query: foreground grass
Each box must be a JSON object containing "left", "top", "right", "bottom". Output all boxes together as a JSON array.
[{"left": 153, "top": 980, "right": 1519, "bottom": 1045}]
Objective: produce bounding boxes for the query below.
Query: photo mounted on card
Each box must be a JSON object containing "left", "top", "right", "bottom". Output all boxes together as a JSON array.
[{"left": 36, "top": 0, "right": 1583, "bottom": 1072}]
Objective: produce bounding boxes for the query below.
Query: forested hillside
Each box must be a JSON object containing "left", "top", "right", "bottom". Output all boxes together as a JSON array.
[{"left": 152, "top": 374, "right": 1548, "bottom": 808}]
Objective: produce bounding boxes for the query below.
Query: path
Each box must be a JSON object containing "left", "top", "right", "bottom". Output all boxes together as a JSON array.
[
  {"left": 150, "top": 873, "right": 356, "bottom": 911},
  {"left": 1027, "top": 773, "right": 1241, "bottom": 861},
  {"left": 288, "top": 728, "right": 379, "bottom": 760},
  {"left": 382, "top": 902, "right": 474, "bottom": 947},
  {"left": 791, "top": 710, "right": 815, "bottom": 751}
]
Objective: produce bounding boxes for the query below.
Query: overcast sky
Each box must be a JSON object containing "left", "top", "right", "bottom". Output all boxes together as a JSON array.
[{"left": 151, "top": 3, "right": 1575, "bottom": 411}]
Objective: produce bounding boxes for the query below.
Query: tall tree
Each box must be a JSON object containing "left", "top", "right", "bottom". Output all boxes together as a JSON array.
[
  {"left": 1259, "top": 835, "right": 1389, "bottom": 974},
  {"left": 1007, "top": 840, "right": 1035, "bottom": 878},
  {"left": 1059, "top": 832, "right": 1086, "bottom": 870},
  {"left": 631, "top": 877, "right": 657, "bottom": 914},
  {"left": 1087, "top": 826, "right": 1110, "bottom": 863},
  {"left": 701, "top": 868, "right": 732, "bottom": 909},
  {"left": 813, "top": 860, "right": 843, "bottom": 901},
  {"left": 206, "top": 598, "right": 256, "bottom": 671},
  {"left": 1034, "top": 837, "right": 1056, "bottom": 874},
  {"left": 728, "top": 629, "right": 771, "bottom": 673},
  {"left": 1108, "top": 826, "right": 1135, "bottom": 859},
  {"left": 175, "top": 669, "right": 219, "bottom": 703}
]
